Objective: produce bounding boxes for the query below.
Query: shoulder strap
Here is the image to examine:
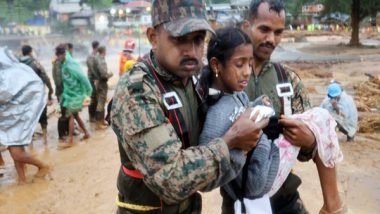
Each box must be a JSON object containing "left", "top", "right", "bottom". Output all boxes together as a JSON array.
[
  {"left": 142, "top": 59, "right": 191, "bottom": 149},
  {"left": 230, "top": 149, "right": 254, "bottom": 213},
  {"left": 273, "top": 63, "right": 289, "bottom": 115},
  {"left": 273, "top": 62, "right": 287, "bottom": 84}
]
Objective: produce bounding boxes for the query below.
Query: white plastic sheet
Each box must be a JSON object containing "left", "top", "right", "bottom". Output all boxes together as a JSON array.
[{"left": 0, "top": 47, "right": 46, "bottom": 146}]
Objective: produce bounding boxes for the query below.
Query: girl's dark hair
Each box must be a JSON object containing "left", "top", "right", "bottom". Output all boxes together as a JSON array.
[
  {"left": 207, "top": 27, "right": 252, "bottom": 67},
  {"left": 199, "top": 27, "right": 252, "bottom": 115},
  {"left": 202, "top": 27, "right": 252, "bottom": 89}
]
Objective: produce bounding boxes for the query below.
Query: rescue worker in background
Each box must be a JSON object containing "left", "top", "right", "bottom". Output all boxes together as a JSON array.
[
  {"left": 19, "top": 45, "right": 53, "bottom": 144},
  {"left": 111, "top": 0, "right": 269, "bottom": 213},
  {"left": 86, "top": 41, "right": 100, "bottom": 123},
  {"left": 118, "top": 38, "right": 136, "bottom": 76},
  {"left": 320, "top": 82, "right": 358, "bottom": 142},
  {"left": 94, "top": 46, "right": 113, "bottom": 130},
  {"left": 52, "top": 44, "right": 69, "bottom": 142}
]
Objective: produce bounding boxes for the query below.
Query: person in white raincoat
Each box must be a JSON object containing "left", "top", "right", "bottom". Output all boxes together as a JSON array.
[{"left": 0, "top": 47, "right": 50, "bottom": 184}]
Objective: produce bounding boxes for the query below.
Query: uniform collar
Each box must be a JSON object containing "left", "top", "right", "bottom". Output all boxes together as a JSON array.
[
  {"left": 253, "top": 60, "right": 273, "bottom": 76},
  {"left": 149, "top": 51, "right": 185, "bottom": 86}
]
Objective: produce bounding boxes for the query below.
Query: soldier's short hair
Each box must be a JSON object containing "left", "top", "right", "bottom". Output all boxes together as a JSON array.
[
  {"left": 55, "top": 44, "right": 66, "bottom": 56},
  {"left": 97, "top": 46, "right": 106, "bottom": 54},
  {"left": 248, "top": 0, "right": 285, "bottom": 20},
  {"left": 151, "top": 0, "right": 214, "bottom": 37},
  {"left": 22, "top": 45, "right": 32, "bottom": 56},
  {"left": 92, "top": 41, "right": 99, "bottom": 49}
]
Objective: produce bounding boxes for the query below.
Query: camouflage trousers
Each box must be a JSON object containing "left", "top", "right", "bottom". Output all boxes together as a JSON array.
[
  {"left": 96, "top": 80, "right": 108, "bottom": 113},
  {"left": 88, "top": 78, "right": 98, "bottom": 121}
]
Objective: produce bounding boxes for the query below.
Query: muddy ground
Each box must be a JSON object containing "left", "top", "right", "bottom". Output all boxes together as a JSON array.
[{"left": 1, "top": 33, "right": 380, "bottom": 214}]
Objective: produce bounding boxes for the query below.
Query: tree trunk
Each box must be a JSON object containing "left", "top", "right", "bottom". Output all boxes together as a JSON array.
[{"left": 350, "top": 0, "right": 361, "bottom": 46}]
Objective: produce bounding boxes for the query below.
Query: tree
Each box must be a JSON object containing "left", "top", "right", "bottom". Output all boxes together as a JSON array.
[
  {"left": 322, "top": 0, "right": 380, "bottom": 46},
  {"left": 80, "top": 0, "right": 112, "bottom": 9}
]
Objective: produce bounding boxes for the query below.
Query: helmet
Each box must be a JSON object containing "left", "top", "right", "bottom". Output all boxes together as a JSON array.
[
  {"left": 124, "top": 39, "right": 135, "bottom": 52},
  {"left": 327, "top": 83, "right": 342, "bottom": 98}
]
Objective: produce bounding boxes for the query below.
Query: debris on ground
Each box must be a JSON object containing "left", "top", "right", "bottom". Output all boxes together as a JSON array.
[
  {"left": 354, "top": 74, "right": 380, "bottom": 112},
  {"left": 355, "top": 74, "right": 380, "bottom": 134}
]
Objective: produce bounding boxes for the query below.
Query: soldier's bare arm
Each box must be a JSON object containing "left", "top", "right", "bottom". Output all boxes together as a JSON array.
[{"left": 279, "top": 115, "right": 316, "bottom": 149}]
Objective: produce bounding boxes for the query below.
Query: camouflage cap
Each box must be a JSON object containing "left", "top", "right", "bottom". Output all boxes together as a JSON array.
[{"left": 152, "top": 0, "right": 214, "bottom": 37}]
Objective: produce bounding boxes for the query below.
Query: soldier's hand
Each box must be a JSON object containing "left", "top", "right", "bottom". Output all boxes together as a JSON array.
[
  {"left": 262, "top": 95, "right": 271, "bottom": 106},
  {"left": 279, "top": 115, "right": 316, "bottom": 149},
  {"left": 223, "top": 109, "right": 269, "bottom": 152},
  {"left": 47, "top": 99, "right": 53, "bottom": 106}
]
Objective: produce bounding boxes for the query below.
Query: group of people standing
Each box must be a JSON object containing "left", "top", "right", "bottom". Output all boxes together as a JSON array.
[{"left": 0, "top": 38, "right": 116, "bottom": 183}]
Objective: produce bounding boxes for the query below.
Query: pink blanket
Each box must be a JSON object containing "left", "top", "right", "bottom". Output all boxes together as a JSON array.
[{"left": 268, "top": 107, "right": 344, "bottom": 196}]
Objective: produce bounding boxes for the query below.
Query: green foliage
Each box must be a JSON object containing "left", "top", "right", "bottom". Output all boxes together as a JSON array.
[
  {"left": 81, "top": 0, "right": 113, "bottom": 9},
  {"left": 321, "top": 0, "right": 380, "bottom": 19},
  {"left": 0, "top": 0, "right": 49, "bottom": 23}
]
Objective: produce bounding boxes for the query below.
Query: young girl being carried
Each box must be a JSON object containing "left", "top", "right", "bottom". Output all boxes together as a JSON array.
[{"left": 198, "top": 27, "right": 344, "bottom": 214}]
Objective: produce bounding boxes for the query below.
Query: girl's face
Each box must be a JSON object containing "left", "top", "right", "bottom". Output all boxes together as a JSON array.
[{"left": 216, "top": 43, "right": 253, "bottom": 93}]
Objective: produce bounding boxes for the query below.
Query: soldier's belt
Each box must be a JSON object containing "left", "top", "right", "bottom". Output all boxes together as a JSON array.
[
  {"left": 116, "top": 195, "right": 161, "bottom": 211},
  {"left": 115, "top": 195, "right": 191, "bottom": 213},
  {"left": 119, "top": 165, "right": 192, "bottom": 212},
  {"left": 122, "top": 165, "right": 144, "bottom": 179}
]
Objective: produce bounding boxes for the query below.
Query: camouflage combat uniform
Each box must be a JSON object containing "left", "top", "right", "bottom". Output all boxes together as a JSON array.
[
  {"left": 112, "top": 51, "right": 233, "bottom": 213},
  {"left": 111, "top": 0, "right": 231, "bottom": 213},
  {"left": 86, "top": 52, "right": 99, "bottom": 122},
  {"left": 244, "top": 62, "right": 311, "bottom": 116},
  {"left": 52, "top": 58, "right": 69, "bottom": 139},
  {"left": 20, "top": 56, "right": 53, "bottom": 129},
  {"left": 94, "top": 54, "right": 112, "bottom": 122}
]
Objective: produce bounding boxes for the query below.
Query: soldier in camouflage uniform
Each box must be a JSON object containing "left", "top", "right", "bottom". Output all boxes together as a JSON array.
[
  {"left": 94, "top": 46, "right": 112, "bottom": 129},
  {"left": 111, "top": 0, "right": 269, "bottom": 213},
  {"left": 86, "top": 41, "right": 100, "bottom": 123},
  {"left": 52, "top": 45, "right": 69, "bottom": 141},
  {"left": 238, "top": 1, "right": 342, "bottom": 213},
  {"left": 20, "top": 45, "right": 53, "bottom": 144}
]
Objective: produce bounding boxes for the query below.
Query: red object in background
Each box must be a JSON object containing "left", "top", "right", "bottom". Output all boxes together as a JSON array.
[
  {"left": 124, "top": 38, "right": 136, "bottom": 51},
  {"left": 125, "top": 1, "right": 151, "bottom": 8}
]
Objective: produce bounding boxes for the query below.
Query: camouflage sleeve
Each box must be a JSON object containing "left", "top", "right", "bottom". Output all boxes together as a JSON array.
[
  {"left": 285, "top": 66, "right": 315, "bottom": 161},
  {"left": 111, "top": 68, "right": 231, "bottom": 204},
  {"left": 96, "top": 58, "right": 109, "bottom": 80},
  {"left": 52, "top": 61, "right": 63, "bottom": 100},
  {"left": 86, "top": 57, "right": 93, "bottom": 79},
  {"left": 36, "top": 61, "right": 53, "bottom": 99},
  {"left": 285, "top": 65, "right": 311, "bottom": 114}
]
